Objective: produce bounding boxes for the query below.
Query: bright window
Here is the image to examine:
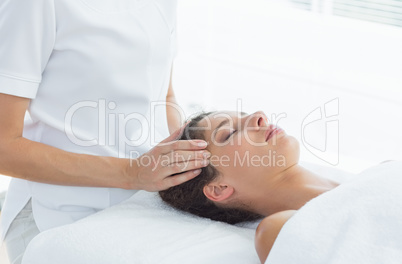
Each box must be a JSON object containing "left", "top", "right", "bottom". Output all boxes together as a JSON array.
[
  {"left": 290, "top": 0, "right": 402, "bottom": 27},
  {"left": 174, "top": 0, "right": 402, "bottom": 173}
]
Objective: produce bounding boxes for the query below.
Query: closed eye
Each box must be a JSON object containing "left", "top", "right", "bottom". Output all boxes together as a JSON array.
[{"left": 224, "top": 129, "right": 237, "bottom": 141}]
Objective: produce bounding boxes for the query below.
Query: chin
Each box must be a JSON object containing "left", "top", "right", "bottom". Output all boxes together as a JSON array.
[{"left": 274, "top": 135, "right": 300, "bottom": 168}]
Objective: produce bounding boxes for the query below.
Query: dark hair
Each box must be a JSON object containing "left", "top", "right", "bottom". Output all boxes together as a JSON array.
[{"left": 159, "top": 112, "right": 263, "bottom": 224}]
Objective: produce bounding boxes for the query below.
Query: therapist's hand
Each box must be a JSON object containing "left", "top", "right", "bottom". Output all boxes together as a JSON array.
[{"left": 126, "top": 123, "right": 210, "bottom": 192}]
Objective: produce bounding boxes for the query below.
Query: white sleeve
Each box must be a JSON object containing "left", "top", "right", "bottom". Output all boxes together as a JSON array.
[
  {"left": 0, "top": 0, "right": 56, "bottom": 99},
  {"left": 171, "top": 20, "right": 178, "bottom": 59},
  {"left": 172, "top": 3, "right": 178, "bottom": 59}
]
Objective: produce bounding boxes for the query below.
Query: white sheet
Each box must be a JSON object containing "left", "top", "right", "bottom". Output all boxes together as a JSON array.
[
  {"left": 266, "top": 161, "right": 402, "bottom": 264},
  {"left": 21, "top": 162, "right": 353, "bottom": 264}
]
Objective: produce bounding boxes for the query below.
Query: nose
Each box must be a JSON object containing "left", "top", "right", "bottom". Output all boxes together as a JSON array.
[{"left": 246, "top": 111, "right": 268, "bottom": 129}]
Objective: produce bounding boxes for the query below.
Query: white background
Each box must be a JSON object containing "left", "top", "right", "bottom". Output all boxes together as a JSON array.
[{"left": 172, "top": 0, "right": 402, "bottom": 173}]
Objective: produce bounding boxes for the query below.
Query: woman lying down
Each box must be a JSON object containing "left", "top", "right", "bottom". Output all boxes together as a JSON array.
[{"left": 159, "top": 111, "right": 402, "bottom": 264}]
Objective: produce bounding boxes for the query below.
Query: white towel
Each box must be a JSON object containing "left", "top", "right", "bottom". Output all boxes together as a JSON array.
[
  {"left": 21, "top": 162, "right": 352, "bottom": 264},
  {"left": 266, "top": 161, "right": 402, "bottom": 264},
  {"left": 22, "top": 191, "right": 260, "bottom": 264}
]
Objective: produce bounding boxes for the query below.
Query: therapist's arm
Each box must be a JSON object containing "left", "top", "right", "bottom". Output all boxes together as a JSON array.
[
  {"left": 166, "top": 67, "right": 182, "bottom": 134},
  {"left": 0, "top": 93, "right": 208, "bottom": 191}
]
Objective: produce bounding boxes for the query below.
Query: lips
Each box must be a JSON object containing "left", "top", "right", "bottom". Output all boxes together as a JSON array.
[{"left": 265, "top": 125, "right": 283, "bottom": 142}]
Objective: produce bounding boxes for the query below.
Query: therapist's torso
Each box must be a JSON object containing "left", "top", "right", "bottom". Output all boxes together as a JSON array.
[{"left": 0, "top": 0, "right": 177, "bottom": 240}]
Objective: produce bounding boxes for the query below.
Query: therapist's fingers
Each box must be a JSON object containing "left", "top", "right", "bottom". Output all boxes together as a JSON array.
[
  {"left": 162, "top": 168, "right": 204, "bottom": 190},
  {"left": 163, "top": 150, "right": 211, "bottom": 166},
  {"left": 157, "top": 121, "right": 208, "bottom": 153},
  {"left": 158, "top": 159, "right": 211, "bottom": 190},
  {"left": 162, "top": 159, "right": 210, "bottom": 177},
  {"left": 133, "top": 147, "right": 210, "bottom": 191},
  {"left": 158, "top": 139, "right": 208, "bottom": 155},
  {"left": 132, "top": 147, "right": 210, "bottom": 192},
  {"left": 130, "top": 121, "right": 211, "bottom": 191}
]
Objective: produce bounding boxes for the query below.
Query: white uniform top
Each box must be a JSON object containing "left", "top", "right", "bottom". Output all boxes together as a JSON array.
[{"left": 0, "top": 0, "right": 177, "bottom": 241}]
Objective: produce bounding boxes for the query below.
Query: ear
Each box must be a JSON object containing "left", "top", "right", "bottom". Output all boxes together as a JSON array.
[{"left": 203, "top": 182, "right": 234, "bottom": 202}]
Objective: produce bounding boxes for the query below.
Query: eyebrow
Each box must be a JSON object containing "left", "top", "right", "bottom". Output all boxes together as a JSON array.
[{"left": 213, "top": 112, "right": 247, "bottom": 134}]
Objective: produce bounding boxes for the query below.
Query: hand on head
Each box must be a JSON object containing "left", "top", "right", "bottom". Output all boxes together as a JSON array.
[{"left": 126, "top": 121, "right": 211, "bottom": 192}]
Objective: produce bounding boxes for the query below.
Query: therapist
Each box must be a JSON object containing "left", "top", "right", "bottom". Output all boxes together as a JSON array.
[{"left": 0, "top": 0, "right": 210, "bottom": 263}]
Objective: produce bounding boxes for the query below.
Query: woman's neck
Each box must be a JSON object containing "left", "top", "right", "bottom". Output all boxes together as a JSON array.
[{"left": 254, "top": 164, "right": 340, "bottom": 216}]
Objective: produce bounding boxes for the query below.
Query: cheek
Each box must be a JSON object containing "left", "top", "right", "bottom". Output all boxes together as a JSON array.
[
  {"left": 209, "top": 147, "right": 237, "bottom": 168},
  {"left": 220, "top": 144, "right": 271, "bottom": 175},
  {"left": 244, "top": 135, "right": 300, "bottom": 171},
  {"left": 217, "top": 155, "right": 267, "bottom": 194},
  {"left": 276, "top": 135, "right": 299, "bottom": 153},
  {"left": 209, "top": 135, "right": 300, "bottom": 173},
  {"left": 271, "top": 135, "right": 300, "bottom": 165}
]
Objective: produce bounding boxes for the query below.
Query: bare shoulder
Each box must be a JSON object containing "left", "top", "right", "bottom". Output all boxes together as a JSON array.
[
  {"left": 258, "top": 210, "right": 296, "bottom": 228},
  {"left": 255, "top": 210, "right": 297, "bottom": 263}
]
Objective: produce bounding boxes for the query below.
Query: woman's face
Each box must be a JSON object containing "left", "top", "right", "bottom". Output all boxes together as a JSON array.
[{"left": 196, "top": 111, "right": 300, "bottom": 203}]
